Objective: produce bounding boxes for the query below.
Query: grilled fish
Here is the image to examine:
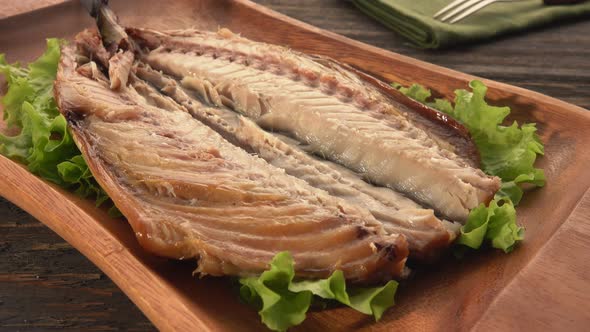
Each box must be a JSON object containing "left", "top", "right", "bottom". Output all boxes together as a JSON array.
[
  {"left": 128, "top": 28, "right": 501, "bottom": 222},
  {"left": 56, "top": 42, "right": 409, "bottom": 282},
  {"left": 135, "top": 65, "right": 459, "bottom": 259},
  {"left": 57, "top": 1, "right": 502, "bottom": 279}
]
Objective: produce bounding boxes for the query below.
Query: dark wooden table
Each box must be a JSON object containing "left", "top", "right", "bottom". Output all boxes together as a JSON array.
[{"left": 1, "top": 1, "right": 589, "bottom": 330}]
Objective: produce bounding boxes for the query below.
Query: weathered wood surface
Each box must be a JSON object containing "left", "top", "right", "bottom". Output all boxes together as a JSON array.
[
  {"left": 0, "top": 0, "right": 64, "bottom": 19},
  {"left": 0, "top": 0, "right": 589, "bottom": 330}
]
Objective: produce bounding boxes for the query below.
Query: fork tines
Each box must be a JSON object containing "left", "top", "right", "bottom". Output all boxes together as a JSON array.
[{"left": 434, "top": 0, "right": 500, "bottom": 24}]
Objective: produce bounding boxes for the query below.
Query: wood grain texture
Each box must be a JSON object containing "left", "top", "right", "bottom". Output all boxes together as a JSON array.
[
  {"left": 474, "top": 188, "right": 590, "bottom": 331},
  {"left": 0, "top": 198, "right": 153, "bottom": 331},
  {"left": 0, "top": 0, "right": 589, "bottom": 331},
  {"left": 0, "top": 0, "right": 65, "bottom": 19}
]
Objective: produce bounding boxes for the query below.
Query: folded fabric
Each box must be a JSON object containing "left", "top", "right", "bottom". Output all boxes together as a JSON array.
[{"left": 351, "top": 0, "right": 590, "bottom": 49}]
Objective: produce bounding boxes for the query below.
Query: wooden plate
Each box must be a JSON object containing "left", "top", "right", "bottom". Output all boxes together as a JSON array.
[{"left": 1, "top": 1, "right": 590, "bottom": 330}]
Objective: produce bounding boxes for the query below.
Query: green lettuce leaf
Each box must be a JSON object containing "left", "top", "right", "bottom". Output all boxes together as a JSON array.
[
  {"left": 393, "top": 80, "right": 545, "bottom": 252},
  {"left": 239, "top": 252, "right": 312, "bottom": 331},
  {"left": 391, "top": 82, "right": 432, "bottom": 102},
  {"left": 240, "top": 252, "right": 398, "bottom": 331},
  {"left": 393, "top": 80, "right": 545, "bottom": 187},
  {"left": 0, "top": 39, "right": 115, "bottom": 211},
  {"left": 456, "top": 199, "right": 523, "bottom": 252},
  {"left": 448, "top": 81, "right": 545, "bottom": 184},
  {"left": 346, "top": 281, "right": 398, "bottom": 321},
  {"left": 496, "top": 169, "right": 546, "bottom": 205}
]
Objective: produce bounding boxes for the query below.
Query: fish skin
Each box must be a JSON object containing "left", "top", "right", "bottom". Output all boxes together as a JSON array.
[
  {"left": 54, "top": 43, "right": 409, "bottom": 282},
  {"left": 128, "top": 28, "right": 500, "bottom": 222}
]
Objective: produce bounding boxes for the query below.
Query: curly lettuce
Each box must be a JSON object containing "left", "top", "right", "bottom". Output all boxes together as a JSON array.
[
  {"left": 0, "top": 39, "right": 115, "bottom": 212},
  {"left": 393, "top": 80, "right": 545, "bottom": 252},
  {"left": 239, "top": 252, "right": 398, "bottom": 331}
]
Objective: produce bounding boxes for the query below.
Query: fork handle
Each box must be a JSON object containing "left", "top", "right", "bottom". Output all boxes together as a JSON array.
[{"left": 544, "top": 0, "right": 586, "bottom": 4}]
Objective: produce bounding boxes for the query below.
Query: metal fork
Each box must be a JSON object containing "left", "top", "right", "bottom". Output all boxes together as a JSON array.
[{"left": 434, "top": 0, "right": 522, "bottom": 24}]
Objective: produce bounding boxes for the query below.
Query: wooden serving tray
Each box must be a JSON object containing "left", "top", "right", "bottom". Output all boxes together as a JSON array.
[{"left": 1, "top": 1, "right": 590, "bottom": 331}]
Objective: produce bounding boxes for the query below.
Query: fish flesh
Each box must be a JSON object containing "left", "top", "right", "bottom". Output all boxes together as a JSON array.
[
  {"left": 57, "top": 10, "right": 502, "bottom": 279},
  {"left": 55, "top": 43, "right": 409, "bottom": 282},
  {"left": 135, "top": 65, "right": 459, "bottom": 259},
  {"left": 108, "top": 50, "right": 134, "bottom": 90},
  {"left": 128, "top": 28, "right": 501, "bottom": 222}
]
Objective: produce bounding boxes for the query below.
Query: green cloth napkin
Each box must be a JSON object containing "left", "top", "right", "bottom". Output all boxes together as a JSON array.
[{"left": 351, "top": 0, "right": 590, "bottom": 49}]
